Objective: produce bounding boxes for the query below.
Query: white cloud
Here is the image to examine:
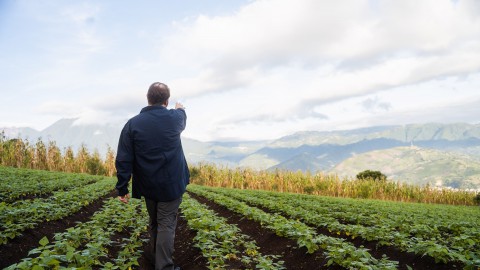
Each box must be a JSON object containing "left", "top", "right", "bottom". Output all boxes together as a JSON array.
[
  {"left": 36, "top": 101, "right": 79, "bottom": 116},
  {"left": 59, "top": 2, "right": 99, "bottom": 25},
  {"left": 164, "top": 0, "right": 480, "bottom": 67},
  {"left": 360, "top": 97, "right": 391, "bottom": 112},
  {"left": 160, "top": 0, "right": 480, "bottom": 101},
  {"left": 155, "top": 0, "right": 480, "bottom": 140},
  {"left": 72, "top": 108, "right": 125, "bottom": 126}
]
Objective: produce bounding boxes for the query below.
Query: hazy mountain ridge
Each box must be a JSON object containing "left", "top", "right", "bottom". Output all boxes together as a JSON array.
[
  {"left": 242, "top": 138, "right": 406, "bottom": 170},
  {"left": 269, "top": 123, "right": 480, "bottom": 147},
  {"left": 2, "top": 120, "right": 480, "bottom": 189},
  {"left": 284, "top": 138, "right": 480, "bottom": 167}
]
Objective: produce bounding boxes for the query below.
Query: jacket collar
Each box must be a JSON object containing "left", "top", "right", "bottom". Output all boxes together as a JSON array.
[{"left": 140, "top": 105, "right": 167, "bottom": 113}]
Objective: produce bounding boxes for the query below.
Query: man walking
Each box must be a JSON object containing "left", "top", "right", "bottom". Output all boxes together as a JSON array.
[{"left": 115, "top": 82, "right": 189, "bottom": 270}]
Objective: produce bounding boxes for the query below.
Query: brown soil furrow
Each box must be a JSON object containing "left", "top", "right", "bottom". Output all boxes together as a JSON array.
[
  {"left": 0, "top": 190, "right": 116, "bottom": 269},
  {"left": 189, "top": 192, "right": 344, "bottom": 270},
  {"left": 3, "top": 192, "right": 54, "bottom": 203},
  {"left": 237, "top": 196, "right": 463, "bottom": 270},
  {"left": 137, "top": 210, "right": 208, "bottom": 270}
]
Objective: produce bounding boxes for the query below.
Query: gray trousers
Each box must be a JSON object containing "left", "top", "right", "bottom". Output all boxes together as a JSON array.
[{"left": 145, "top": 196, "right": 182, "bottom": 270}]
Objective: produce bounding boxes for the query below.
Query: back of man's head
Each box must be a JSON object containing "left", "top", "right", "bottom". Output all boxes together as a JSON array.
[{"left": 147, "top": 82, "right": 170, "bottom": 105}]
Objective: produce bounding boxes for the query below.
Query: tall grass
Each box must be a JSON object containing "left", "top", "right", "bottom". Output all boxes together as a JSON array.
[{"left": 190, "top": 162, "right": 478, "bottom": 206}]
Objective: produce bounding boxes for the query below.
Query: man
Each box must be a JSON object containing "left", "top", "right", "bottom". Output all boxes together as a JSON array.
[{"left": 115, "top": 82, "right": 189, "bottom": 270}]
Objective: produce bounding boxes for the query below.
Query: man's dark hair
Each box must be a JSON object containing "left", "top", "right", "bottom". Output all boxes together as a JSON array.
[{"left": 147, "top": 82, "right": 170, "bottom": 105}]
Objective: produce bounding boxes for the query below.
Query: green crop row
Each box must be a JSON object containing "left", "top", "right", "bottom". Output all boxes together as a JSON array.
[
  {"left": 263, "top": 188, "right": 480, "bottom": 233},
  {"left": 0, "top": 166, "right": 104, "bottom": 202},
  {"left": 258, "top": 188, "right": 480, "bottom": 266},
  {"left": 5, "top": 197, "right": 148, "bottom": 269},
  {"left": 181, "top": 193, "right": 285, "bottom": 270},
  {"left": 202, "top": 185, "right": 480, "bottom": 269},
  {"left": 0, "top": 177, "right": 116, "bottom": 244},
  {"left": 188, "top": 185, "right": 399, "bottom": 270}
]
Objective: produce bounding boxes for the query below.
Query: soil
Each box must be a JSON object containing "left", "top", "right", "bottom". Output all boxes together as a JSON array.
[
  {"left": 0, "top": 190, "right": 117, "bottom": 269},
  {"left": 137, "top": 213, "right": 208, "bottom": 270},
  {"left": 249, "top": 200, "right": 464, "bottom": 270},
  {"left": 1, "top": 191, "right": 208, "bottom": 270},
  {"left": 4, "top": 192, "right": 54, "bottom": 203},
  {"left": 189, "top": 192, "right": 464, "bottom": 270},
  {"left": 189, "top": 192, "right": 343, "bottom": 270}
]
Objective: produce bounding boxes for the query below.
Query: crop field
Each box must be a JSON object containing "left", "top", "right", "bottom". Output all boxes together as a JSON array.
[{"left": 1, "top": 166, "right": 479, "bottom": 270}]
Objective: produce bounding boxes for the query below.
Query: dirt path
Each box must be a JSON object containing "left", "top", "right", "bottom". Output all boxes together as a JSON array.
[
  {"left": 189, "top": 192, "right": 344, "bottom": 270},
  {"left": 137, "top": 208, "right": 208, "bottom": 270},
  {"left": 240, "top": 197, "right": 462, "bottom": 270}
]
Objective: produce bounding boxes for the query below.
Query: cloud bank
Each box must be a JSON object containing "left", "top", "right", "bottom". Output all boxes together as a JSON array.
[
  {"left": 163, "top": 0, "right": 480, "bottom": 140},
  {"left": 1, "top": 0, "right": 480, "bottom": 141}
]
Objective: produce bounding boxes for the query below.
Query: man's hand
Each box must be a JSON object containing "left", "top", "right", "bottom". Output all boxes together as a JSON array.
[
  {"left": 118, "top": 194, "right": 130, "bottom": 204},
  {"left": 175, "top": 102, "right": 185, "bottom": 109}
]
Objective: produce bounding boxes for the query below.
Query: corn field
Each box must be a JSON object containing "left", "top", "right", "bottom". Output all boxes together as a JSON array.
[
  {"left": 190, "top": 163, "right": 479, "bottom": 206},
  {"left": 0, "top": 132, "right": 116, "bottom": 177},
  {"left": 1, "top": 133, "right": 477, "bottom": 206}
]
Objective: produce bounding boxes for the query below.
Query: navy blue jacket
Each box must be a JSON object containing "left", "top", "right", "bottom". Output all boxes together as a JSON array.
[{"left": 115, "top": 105, "right": 190, "bottom": 202}]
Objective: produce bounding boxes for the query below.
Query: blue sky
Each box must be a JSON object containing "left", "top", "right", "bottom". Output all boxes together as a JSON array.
[{"left": 1, "top": 0, "right": 480, "bottom": 142}]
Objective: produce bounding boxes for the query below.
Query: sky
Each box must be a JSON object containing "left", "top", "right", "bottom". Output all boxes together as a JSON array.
[{"left": 1, "top": 0, "right": 480, "bottom": 142}]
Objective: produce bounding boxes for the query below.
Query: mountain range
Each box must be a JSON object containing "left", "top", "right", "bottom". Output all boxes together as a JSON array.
[{"left": 2, "top": 120, "right": 480, "bottom": 190}]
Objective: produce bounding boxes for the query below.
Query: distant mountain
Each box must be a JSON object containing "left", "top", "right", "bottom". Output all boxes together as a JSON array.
[
  {"left": 2, "top": 120, "right": 480, "bottom": 189},
  {"left": 242, "top": 123, "right": 480, "bottom": 167},
  {"left": 182, "top": 138, "right": 268, "bottom": 166},
  {"left": 269, "top": 123, "right": 480, "bottom": 147},
  {"left": 330, "top": 146, "right": 480, "bottom": 189},
  {"left": 263, "top": 138, "right": 406, "bottom": 171}
]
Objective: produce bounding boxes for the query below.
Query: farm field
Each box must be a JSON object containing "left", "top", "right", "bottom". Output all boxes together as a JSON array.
[{"left": 1, "top": 166, "right": 479, "bottom": 269}]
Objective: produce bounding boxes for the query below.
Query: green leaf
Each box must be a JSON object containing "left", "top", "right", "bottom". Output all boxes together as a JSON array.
[
  {"left": 47, "top": 258, "right": 60, "bottom": 266},
  {"left": 66, "top": 250, "right": 74, "bottom": 261},
  {"left": 39, "top": 236, "right": 49, "bottom": 246}
]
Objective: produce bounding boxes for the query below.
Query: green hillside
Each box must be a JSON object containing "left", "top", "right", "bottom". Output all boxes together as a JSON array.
[{"left": 330, "top": 146, "right": 480, "bottom": 189}]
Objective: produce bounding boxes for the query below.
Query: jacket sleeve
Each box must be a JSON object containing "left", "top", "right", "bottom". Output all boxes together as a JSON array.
[
  {"left": 175, "top": 108, "right": 187, "bottom": 132},
  {"left": 115, "top": 121, "right": 134, "bottom": 196}
]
